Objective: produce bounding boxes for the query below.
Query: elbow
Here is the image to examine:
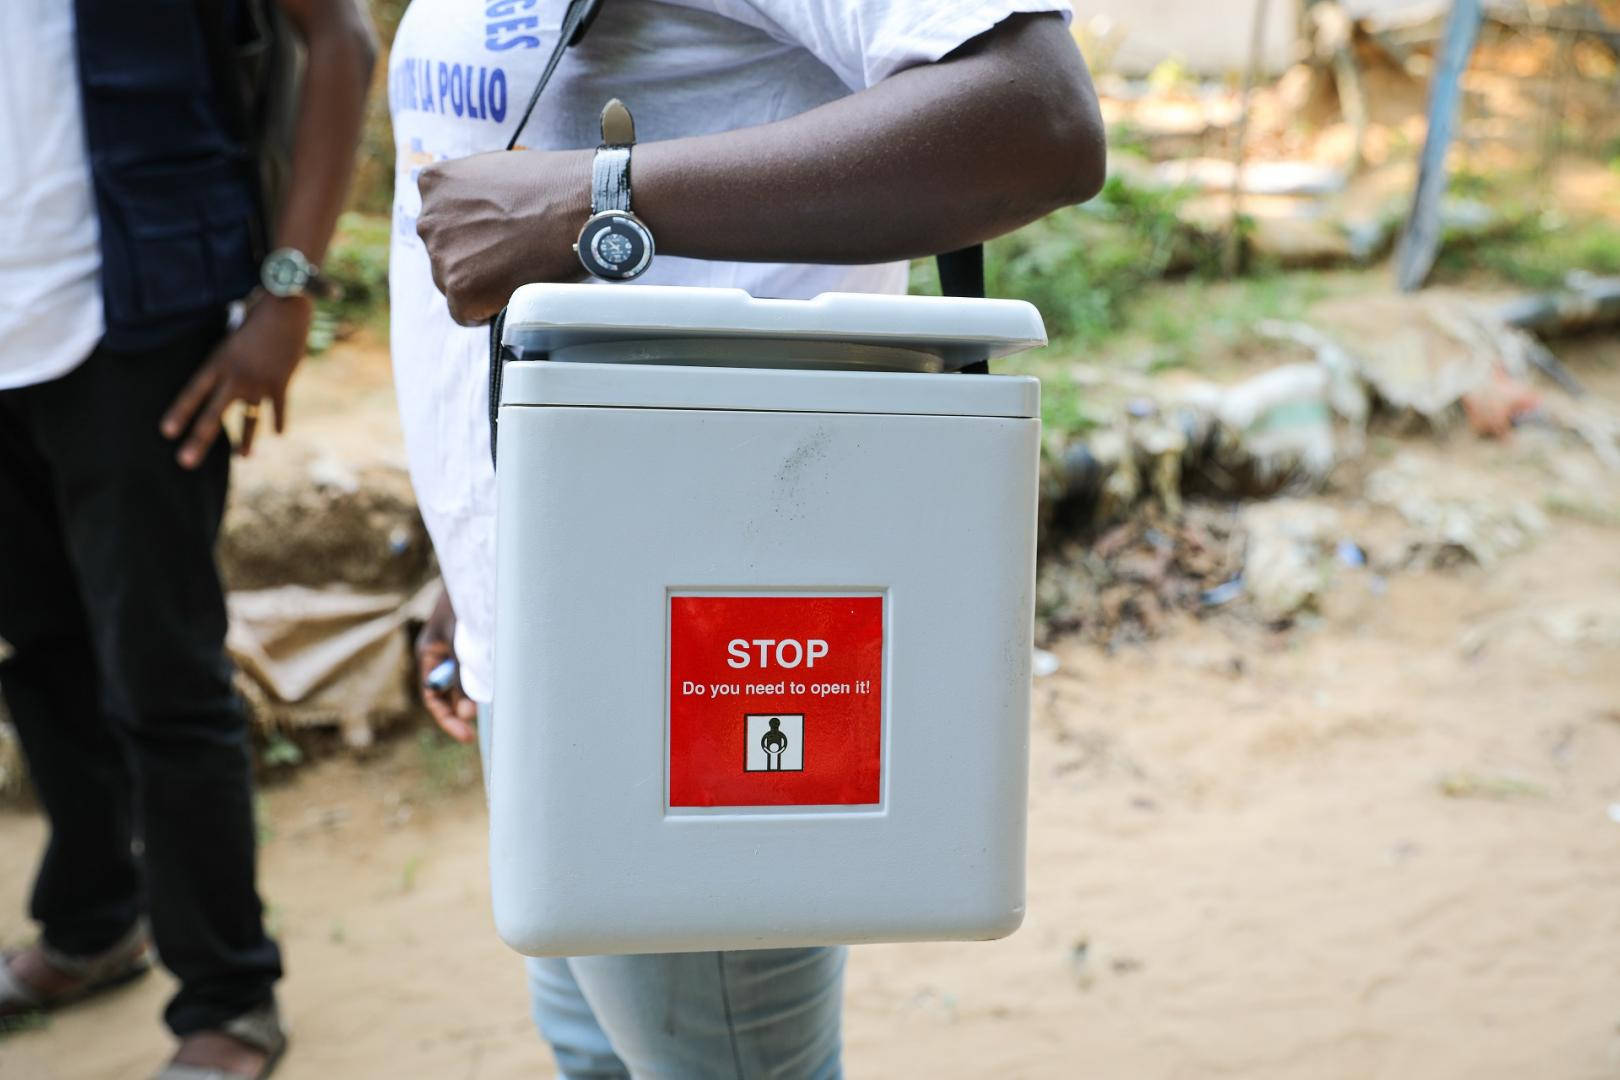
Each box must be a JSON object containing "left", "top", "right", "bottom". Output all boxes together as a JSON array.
[
  {"left": 1045, "top": 92, "right": 1107, "bottom": 209},
  {"left": 981, "top": 81, "right": 1106, "bottom": 232}
]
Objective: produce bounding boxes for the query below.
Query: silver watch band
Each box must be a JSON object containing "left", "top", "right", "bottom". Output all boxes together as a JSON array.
[{"left": 591, "top": 146, "right": 632, "bottom": 214}]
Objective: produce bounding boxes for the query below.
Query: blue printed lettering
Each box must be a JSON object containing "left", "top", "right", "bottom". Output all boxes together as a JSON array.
[
  {"left": 489, "top": 68, "right": 507, "bottom": 121},
  {"left": 420, "top": 60, "right": 435, "bottom": 112},
  {"left": 485, "top": 1, "right": 538, "bottom": 17},
  {"left": 486, "top": 16, "right": 539, "bottom": 36},
  {"left": 391, "top": 56, "right": 512, "bottom": 124},
  {"left": 487, "top": 34, "right": 540, "bottom": 50}
]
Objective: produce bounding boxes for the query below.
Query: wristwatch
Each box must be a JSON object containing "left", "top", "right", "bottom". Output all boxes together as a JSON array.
[
  {"left": 574, "top": 99, "right": 655, "bottom": 281},
  {"left": 261, "top": 247, "right": 337, "bottom": 300}
]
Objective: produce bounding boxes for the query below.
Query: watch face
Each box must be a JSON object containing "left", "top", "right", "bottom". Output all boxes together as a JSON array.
[
  {"left": 262, "top": 249, "right": 312, "bottom": 297},
  {"left": 577, "top": 211, "right": 654, "bottom": 281}
]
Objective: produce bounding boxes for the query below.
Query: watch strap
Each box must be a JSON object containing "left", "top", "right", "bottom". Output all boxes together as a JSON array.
[{"left": 591, "top": 147, "right": 632, "bottom": 213}]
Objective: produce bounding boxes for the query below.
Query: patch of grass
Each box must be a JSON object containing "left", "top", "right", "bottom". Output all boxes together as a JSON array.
[
  {"left": 914, "top": 175, "right": 1222, "bottom": 348},
  {"left": 1116, "top": 270, "right": 1335, "bottom": 374},
  {"left": 254, "top": 794, "right": 276, "bottom": 847},
  {"left": 1435, "top": 213, "right": 1620, "bottom": 289},
  {"left": 1107, "top": 124, "right": 1152, "bottom": 159},
  {"left": 1448, "top": 166, "right": 1499, "bottom": 199},
  {"left": 0, "top": 1012, "right": 50, "bottom": 1038},
  {"left": 1038, "top": 372, "right": 1112, "bottom": 435},
  {"left": 415, "top": 726, "right": 481, "bottom": 795},
  {"left": 1437, "top": 771, "right": 1549, "bottom": 800},
  {"left": 261, "top": 732, "right": 304, "bottom": 769},
  {"left": 400, "top": 854, "right": 424, "bottom": 894}
]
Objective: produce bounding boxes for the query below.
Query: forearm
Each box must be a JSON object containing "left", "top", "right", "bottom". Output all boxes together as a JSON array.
[
  {"left": 634, "top": 12, "right": 1104, "bottom": 264},
  {"left": 415, "top": 11, "right": 1104, "bottom": 324},
  {"left": 274, "top": 0, "right": 378, "bottom": 264}
]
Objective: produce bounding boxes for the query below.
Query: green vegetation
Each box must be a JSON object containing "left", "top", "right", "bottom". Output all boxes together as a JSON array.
[
  {"left": 309, "top": 211, "right": 393, "bottom": 350},
  {"left": 415, "top": 726, "right": 480, "bottom": 795},
  {"left": 254, "top": 793, "right": 276, "bottom": 847},
  {"left": 914, "top": 175, "right": 1222, "bottom": 347},
  {"left": 0, "top": 1012, "right": 50, "bottom": 1036},
  {"left": 400, "top": 854, "right": 424, "bottom": 894},
  {"left": 261, "top": 732, "right": 304, "bottom": 768},
  {"left": 1434, "top": 211, "right": 1620, "bottom": 289}
]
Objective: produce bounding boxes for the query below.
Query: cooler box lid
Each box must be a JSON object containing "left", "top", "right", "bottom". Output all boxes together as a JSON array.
[{"left": 500, "top": 284, "right": 1048, "bottom": 371}]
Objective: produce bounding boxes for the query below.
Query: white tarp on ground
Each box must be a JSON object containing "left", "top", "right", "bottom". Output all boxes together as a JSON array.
[{"left": 226, "top": 581, "right": 440, "bottom": 748}]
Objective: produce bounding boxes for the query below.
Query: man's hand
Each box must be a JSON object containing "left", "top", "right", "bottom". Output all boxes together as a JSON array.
[
  {"left": 416, "top": 148, "right": 593, "bottom": 326},
  {"left": 416, "top": 586, "right": 478, "bottom": 744},
  {"left": 160, "top": 295, "right": 313, "bottom": 468},
  {"left": 416, "top": 14, "right": 1101, "bottom": 304}
]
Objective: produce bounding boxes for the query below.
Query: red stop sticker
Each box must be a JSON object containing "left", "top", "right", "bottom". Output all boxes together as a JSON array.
[{"left": 669, "top": 595, "right": 883, "bottom": 808}]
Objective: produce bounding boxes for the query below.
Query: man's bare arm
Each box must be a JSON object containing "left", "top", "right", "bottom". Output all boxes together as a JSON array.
[
  {"left": 162, "top": 0, "right": 377, "bottom": 466},
  {"left": 270, "top": 0, "right": 381, "bottom": 267},
  {"left": 417, "top": 12, "right": 1105, "bottom": 325}
]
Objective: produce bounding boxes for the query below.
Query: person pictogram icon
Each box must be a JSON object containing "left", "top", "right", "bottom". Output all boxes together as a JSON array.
[{"left": 760, "top": 717, "right": 789, "bottom": 771}]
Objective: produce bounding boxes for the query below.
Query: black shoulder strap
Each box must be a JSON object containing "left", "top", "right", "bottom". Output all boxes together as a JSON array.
[
  {"left": 504, "top": 0, "right": 603, "bottom": 152},
  {"left": 935, "top": 244, "right": 988, "bottom": 373},
  {"left": 936, "top": 245, "right": 984, "bottom": 300},
  {"left": 490, "top": 0, "right": 603, "bottom": 465}
]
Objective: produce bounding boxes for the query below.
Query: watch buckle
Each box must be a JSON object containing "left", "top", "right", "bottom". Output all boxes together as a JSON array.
[{"left": 600, "top": 98, "right": 635, "bottom": 147}]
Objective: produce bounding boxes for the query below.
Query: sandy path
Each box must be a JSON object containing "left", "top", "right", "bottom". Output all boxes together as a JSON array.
[{"left": 5, "top": 501, "right": 1618, "bottom": 1079}]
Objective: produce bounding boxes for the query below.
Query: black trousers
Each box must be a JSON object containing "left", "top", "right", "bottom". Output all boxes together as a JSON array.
[{"left": 0, "top": 323, "right": 282, "bottom": 1036}]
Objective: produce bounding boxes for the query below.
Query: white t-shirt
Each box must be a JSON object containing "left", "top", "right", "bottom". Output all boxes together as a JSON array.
[
  {"left": 0, "top": 0, "right": 104, "bottom": 390},
  {"left": 389, "top": 0, "right": 1070, "bottom": 702}
]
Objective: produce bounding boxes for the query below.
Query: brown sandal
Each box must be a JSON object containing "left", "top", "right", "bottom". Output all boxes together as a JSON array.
[
  {"left": 0, "top": 923, "right": 150, "bottom": 1021},
  {"left": 151, "top": 1002, "right": 288, "bottom": 1080}
]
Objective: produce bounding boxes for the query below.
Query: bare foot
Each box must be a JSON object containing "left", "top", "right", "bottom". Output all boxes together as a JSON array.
[{"left": 169, "top": 1031, "right": 269, "bottom": 1077}]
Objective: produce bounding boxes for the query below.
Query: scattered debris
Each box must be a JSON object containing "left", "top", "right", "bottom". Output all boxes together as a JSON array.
[
  {"left": 1038, "top": 504, "right": 1244, "bottom": 646},
  {"left": 1240, "top": 500, "right": 1344, "bottom": 621},
  {"left": 1201, "top": 576, "right": 1246, "bottom": 608},
  {"left": 1365, "top": 453, "right": 1548, "bottom": 567},
  {"left": 1309, "top": 294, "right": 1543, "bottom": 423},
  {"left": 1461, "top": 368, "right": 1543, "bottom": 439},
  {"left": 1500, "top": 274, "right": 1620, "bottom": 340}
]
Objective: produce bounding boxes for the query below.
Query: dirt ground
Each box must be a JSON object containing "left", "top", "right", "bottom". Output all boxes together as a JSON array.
[
  {"left": 4, "top": 449, "right": 1620, "bottom": 1077},
  {"left": 4, "top": 332, "right": 1620, "bottom": 1078}
]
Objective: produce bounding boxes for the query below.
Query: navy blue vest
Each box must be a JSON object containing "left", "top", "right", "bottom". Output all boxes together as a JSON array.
[{"left": 74, "top": 0, "right": 265, "bottom": 350}]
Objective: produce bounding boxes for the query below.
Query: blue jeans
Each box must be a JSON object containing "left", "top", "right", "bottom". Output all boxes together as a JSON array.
[
  {"left": 528, "top": 949, "right": 845, "bottom": 1079},
  {"left": 478, "top": 708, "right": 846, "bottom": 1078}
]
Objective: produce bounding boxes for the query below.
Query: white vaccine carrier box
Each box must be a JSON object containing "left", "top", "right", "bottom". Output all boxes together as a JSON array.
[{"left": 490, "top": 284, "right": 1044, "bottom": 956}]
